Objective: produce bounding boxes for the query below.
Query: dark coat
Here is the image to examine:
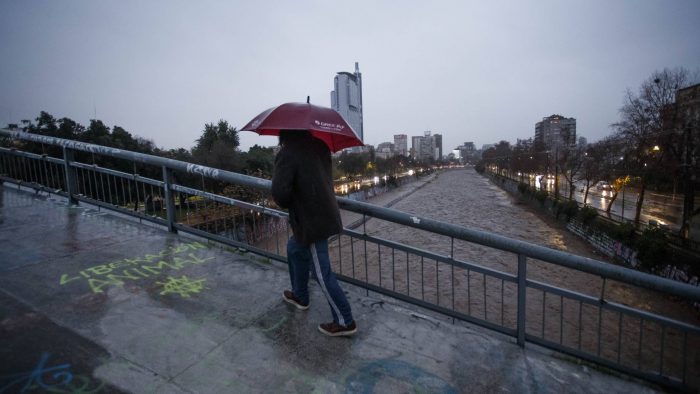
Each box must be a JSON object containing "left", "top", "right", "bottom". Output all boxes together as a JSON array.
[{"left": 271, "top": 134, "right": 342, "bottom": 245}]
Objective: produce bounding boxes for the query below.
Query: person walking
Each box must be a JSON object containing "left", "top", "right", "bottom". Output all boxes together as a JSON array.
[{"left": 271, "top": 130, "right": 357, "bottom": 337}]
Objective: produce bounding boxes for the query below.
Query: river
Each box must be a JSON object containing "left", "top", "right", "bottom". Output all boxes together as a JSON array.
[{"left": 328, "top": 167, "right": 698, "bottom": 385}]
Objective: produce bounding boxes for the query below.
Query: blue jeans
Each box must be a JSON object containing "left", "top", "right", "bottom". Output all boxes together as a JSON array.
[{"left": 287, "top": 236, "right": 354, "bottom": 327}]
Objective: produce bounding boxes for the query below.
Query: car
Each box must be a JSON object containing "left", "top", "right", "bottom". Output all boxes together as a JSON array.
[{"left": 595, "top": 181, "right": 612, "bottom": 191}]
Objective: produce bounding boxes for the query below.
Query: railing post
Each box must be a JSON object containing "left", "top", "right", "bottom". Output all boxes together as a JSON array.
[
  {"left": 162, "top": 166, "right": 177, "bottom": 233},
  {"left": 517, "top": 253, "right": 527, "bottom": 347},
  {"left": 63, "top": 147, "right": 78, "bottom": 205}
]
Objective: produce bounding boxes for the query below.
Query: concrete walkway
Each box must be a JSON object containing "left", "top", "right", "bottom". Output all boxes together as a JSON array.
[{"left": 0, "top": 185, "right": 664, "bottom": 393}]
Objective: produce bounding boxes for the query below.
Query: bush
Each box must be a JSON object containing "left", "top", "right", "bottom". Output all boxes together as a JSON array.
[
  {"left": 578, "top": 206, "right": 598, "bottom": 226},
  {"left": 563, "top": 201, "right": 579, "bottom": 221},
  {"left": 534, "top": 190, "right": 548, "bottom": 205},
  {"left": 517, "top": 182, "right": 530, "bottom": 195},
  {"left": 611, "top": 222, "right": 636, "bottom": 245},
  {"left": 635, "top": 227, "right": 668, "bottom": 273},
  {"left": 555, "top": 200, "right": 579, "bottom": 221}
]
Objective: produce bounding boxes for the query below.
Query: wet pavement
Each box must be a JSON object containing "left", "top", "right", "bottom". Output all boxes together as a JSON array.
[{"left": 0, "top": 185, "right": 664, "bottom": 393}]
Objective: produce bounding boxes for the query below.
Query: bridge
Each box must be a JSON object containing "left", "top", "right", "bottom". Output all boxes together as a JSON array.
[{"left": 1, "top": 129, "right": 699, "bottom": 393}]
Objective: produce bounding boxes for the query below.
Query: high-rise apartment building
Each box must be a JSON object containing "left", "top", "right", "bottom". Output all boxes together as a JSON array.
[
  {"left": 462, "top": 142, "right": 475, "bottom": 151},
  {"left": 411, "top": 136, "right": 422, "bottom": 159},
  {"left": 331, "top": 62, "right": 363, "bottom": 141},
  {"left": 420, "top": 132, "right": 433, "bottom": 161},
  {"left": 411, "top": 131, "right": 441, "bottom": 161},
  {"left": 375, "top": 142, "right": 395, "bottom": 159},
  {"left": 433, "top": 134, "right": 443, "bottom": 160},
  {"left": 393, "top": 134, "right": 408, "bottom": 156},
  {"left": 456, "top": 141, "right": 477, "bottom": 163},
  {"left": 535, "top": 114, "right": 576, "bottom": 149}
]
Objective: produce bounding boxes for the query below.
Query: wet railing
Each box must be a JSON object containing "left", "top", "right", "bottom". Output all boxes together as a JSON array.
[{"left": 1, "top": 129, "right": 699, "bottom": 391}]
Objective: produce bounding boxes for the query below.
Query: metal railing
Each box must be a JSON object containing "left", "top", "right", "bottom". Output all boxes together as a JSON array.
[{"left": 2, "top": 129, "right": 700, "bottom": 391}]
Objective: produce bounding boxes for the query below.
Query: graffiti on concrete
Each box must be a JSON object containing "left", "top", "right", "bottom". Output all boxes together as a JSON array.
[
  {"left": 0, "top": 352, "right": 104, "bottom": 393},
  {"left": 58, "top": 241, "right": 214, "bottom": 294},
  {"left": 344, "top": 359, "right": 457, "bottom": 394},
  {"left": 157, "top": 275, "right": 208, "bottom": 298}
]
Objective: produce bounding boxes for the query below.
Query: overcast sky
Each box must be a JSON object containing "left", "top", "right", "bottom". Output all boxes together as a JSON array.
[{"left": 1, "top": 1, "right": 699, "bottom": 153}]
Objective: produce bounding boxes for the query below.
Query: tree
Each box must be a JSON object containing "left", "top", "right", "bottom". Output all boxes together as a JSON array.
[
  {"left": 243, "top": 145, "right": 275, "bottom": 177},
  {"left": 34, "top": 111, "right": 58, "bottom": 135},
  {"left": 57, "top": 117, "right": 84, "bottom": 140},
  {"left": 158, "top": 147, "right": 193, "bottom": 162},
  {"left": 579, "top": 140, "right": 608, "bottom": 205},
  {"left": 84, "top": 119, "right": 111, "bottom": 142},
  {"left": 559, "top": 144, "right": 585, "bottom": 200},
  {"left": 593, "top": 137, "right": 629, "bottom": 215},
  {"left": 193, "top": 120, "right": 239, "bottom": 154},
  {"left": 481, "top": 141, "right": 512, "bottom": 176},
  {"left": 550, "top": 145, "right": 566, "bottom": 200},
  {"left": 111, "top": 126, "right": 138, "bottom": 151},
  {"left": 511, "top": 139, "right": 535, "bottom": 184},
  {"left": 657, "top": 75, "right": 700, "bottom": 239},
  {"left": 605, "top": 175, "right": 631, "bottom": 215},
  {"left": 336, "top": 151, "right": 369, "bottom": 179},
  {"left": 375, "top": 155, "right": 402, "bottom": 176},
  {"left": 191, "top": 120, "right": 241, "bottom": 173},
  {"left": 612, "top": 68, "right": 695, "bottom": 223}
]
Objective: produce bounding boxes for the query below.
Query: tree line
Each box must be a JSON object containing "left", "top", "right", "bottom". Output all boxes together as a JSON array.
[
  {"left": 478, "top": 68, "right": 699, "bottom": 240},
  {"left": 4, "top": 112, "right": 275, "bottom": 191},
  {"left": 334, "top": 150, "right": 432, "bottom": 180}
]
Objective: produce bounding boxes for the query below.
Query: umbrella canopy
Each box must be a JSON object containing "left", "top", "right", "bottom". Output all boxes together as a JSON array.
[{"left": 241, "top": 102, "right": 363, "bottom": 153}]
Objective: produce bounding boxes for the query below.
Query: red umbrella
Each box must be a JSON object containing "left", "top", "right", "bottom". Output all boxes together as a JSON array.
[{"left": 241, "top": 102, "right": 363, "bottom": 153}]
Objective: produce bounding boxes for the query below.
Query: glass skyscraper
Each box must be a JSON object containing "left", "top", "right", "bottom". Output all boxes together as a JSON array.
[{"left": 330, "top": 62, "right": 363, "bottom": 142}]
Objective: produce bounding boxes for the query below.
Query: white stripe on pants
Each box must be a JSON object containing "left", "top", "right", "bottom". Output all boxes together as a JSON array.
[{"left": 310, "top": 243, "right": 346, "bottom": 326}]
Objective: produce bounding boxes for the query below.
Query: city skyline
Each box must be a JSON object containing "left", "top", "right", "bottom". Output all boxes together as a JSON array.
[{"left": 1, "top": 1, "right": 699, "bottom": 154}]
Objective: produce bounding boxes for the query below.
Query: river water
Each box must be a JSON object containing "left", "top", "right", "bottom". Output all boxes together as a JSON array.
[
  {"left": 252, "top": 167, "right": 698, "bottom": 384},
  {"left": 328, "top": 167, "right": 699, "bottom": 384},
  {"left": 351, "top": 168, "right": 694, "bottom": 316}
]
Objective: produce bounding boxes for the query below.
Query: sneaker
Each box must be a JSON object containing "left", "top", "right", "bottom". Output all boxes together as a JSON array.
[
  {"left": 283, "top": 290, "right": 309, "bottom": 310},
  {"left": 318, "top": 321, "right": 357, "bottom": 337}
]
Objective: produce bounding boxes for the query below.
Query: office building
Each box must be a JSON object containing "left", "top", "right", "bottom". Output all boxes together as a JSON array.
[
  {"left": 393, "top": 134, "right": 408, "bottom": 156},
  {"left": 433, "top": 134, "right": 443, "bottom": 160},
  {"left": 411, "top": 136, "right": 422, "bottom": 159},
  {"left": 411, "top": 131, "right": 440, "bottom": 161},
  {"left": 456, "top": 141, "right": 477, "bottom": 163},
  {"left": 376, "top": 142, "right": 395, "bottom": 159},
  {"left": 331, "top": 62, "right": 363, "bottom": 142}
]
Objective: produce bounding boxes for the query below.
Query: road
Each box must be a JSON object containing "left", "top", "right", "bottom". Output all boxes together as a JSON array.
[{"left": 534, "top": 177, "right": 699, "bottom": 231}]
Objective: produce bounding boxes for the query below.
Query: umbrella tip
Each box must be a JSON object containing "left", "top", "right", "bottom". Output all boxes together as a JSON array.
[{"left": 306, "top": 96, "right": 310, "bottom": 104}]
